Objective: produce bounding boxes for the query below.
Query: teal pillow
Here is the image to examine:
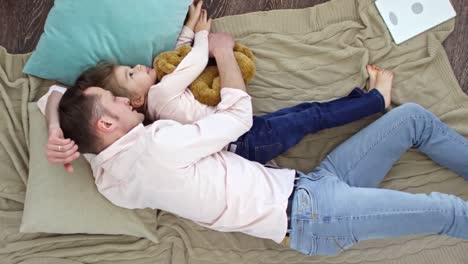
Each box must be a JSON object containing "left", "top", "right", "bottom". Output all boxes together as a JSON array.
[{"left": 23, "top": 0, "right": 191, "bottom": 86}]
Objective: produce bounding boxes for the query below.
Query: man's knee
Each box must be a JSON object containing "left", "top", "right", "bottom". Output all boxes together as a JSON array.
[{"left": 394, "top": 103, "right": 428, "bottom": 116}]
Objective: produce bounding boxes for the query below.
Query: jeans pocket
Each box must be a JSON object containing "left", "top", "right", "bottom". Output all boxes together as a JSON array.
[
  {"left": 290, "top": 187, "right": 319, "bottom": 255},
  {"left": 313, "top": 236, "right": 356, "bottom": 256},
  {"left": 297, "top": 169, "right": 326, "bottom": 182},
  {"left": 290, "top": 220, "right": 316, "bottom": 255}
]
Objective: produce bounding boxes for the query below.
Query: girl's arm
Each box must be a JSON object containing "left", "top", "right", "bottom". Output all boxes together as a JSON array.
[
  {"left": 157, "top": 34, "right": 251, "bottom": 167},
  {"left": 175, "top": 1, "right": 203, "bottom": 47},
  {"left": 175, "top": 26, "right": 195, "bottom": 48},
  {"left": 150, "top": 10, "right": 212, "bottom": 105}
]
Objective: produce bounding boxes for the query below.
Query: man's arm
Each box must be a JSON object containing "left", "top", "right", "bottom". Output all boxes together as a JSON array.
[
  {"left": 152, "top": 89, "right": 253, "bottom": 167},
  {"left": 210, "top": 33, "right": 246, "bottom": 93},
  {"left": 44, "top": 90, "right": 63, "bottom": 129},
  {"left": 151, "top": 33, "right": 253, "bottom": 167},
  {"left": 37, "top": 85, "right": 80, "bottom": 172}
]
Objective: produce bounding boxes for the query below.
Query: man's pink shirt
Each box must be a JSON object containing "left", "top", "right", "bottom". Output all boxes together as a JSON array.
[{"left": 85, "top": 88, "right": 295, "bottom": 243}]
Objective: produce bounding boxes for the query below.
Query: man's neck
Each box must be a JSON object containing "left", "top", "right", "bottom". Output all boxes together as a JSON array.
[{"left": 97, "top": 129, "right": 127, "bottom": 153}]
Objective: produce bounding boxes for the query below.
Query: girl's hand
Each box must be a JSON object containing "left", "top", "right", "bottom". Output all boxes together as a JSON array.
[
  {"left": 46, "top": 125, "right": 80, "bottom": 173},
  {"left": 194, "top": 9, "right": 212, "bottom": 33},
  {"left": 185, "top": 1, "right": 203, "bottom": 31}
]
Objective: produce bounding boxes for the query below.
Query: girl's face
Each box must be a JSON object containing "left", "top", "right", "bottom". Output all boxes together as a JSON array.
[{"left": 113, "top": 64, "right": 157, "bottom": 100}]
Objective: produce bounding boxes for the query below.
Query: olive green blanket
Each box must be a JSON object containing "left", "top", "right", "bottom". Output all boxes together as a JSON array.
[{"left": 2, "top": 0, "right": 468, "bottom": 263}]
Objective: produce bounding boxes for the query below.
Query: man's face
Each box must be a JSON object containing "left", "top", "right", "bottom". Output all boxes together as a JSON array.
[{"left": 85, "top": 87, "right": 145, "bottom": 133}]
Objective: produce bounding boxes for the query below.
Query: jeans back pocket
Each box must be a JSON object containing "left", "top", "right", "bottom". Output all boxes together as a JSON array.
[
  {"left": 313, "top": 235, "right": 355, "bottom": 256},
  {"left": 289, "top": 187, "right": 317, "bottom": 255}
]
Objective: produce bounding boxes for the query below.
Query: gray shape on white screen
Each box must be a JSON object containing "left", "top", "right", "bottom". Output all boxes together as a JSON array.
[
  {"left": 412, "top": 2, "right": 424, "bottom": 14},
  {"left": 389, "top": 11, "right": 398, "bottom": 25}
]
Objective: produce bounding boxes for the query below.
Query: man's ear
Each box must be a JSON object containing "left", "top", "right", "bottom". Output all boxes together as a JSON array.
[
  {"left": 96, "top": 115, "right": 117, "bottom": 133},
  {"left": 130, "top": 96, "right": 145, "bottom": 108}
]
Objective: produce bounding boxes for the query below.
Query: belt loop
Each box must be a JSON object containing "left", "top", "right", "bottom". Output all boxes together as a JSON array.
[
  {"left": 228, "top": 142, "right": 237, "bottom": 153},
  {"left": 294, "top": 170, "right": 300, "bottom": 186}
]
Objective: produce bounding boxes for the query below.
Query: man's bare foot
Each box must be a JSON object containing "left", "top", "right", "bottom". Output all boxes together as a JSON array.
[
  {"left": 366, "top": 64, "right": 380, "bottom": 90},
  {"left": 374, "top": 69, "right": 394, "bottom": 109}
]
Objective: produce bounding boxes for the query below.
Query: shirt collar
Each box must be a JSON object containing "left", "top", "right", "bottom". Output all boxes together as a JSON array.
[{"left": 89, "top": 123, "right": 146, "bottom": 168}]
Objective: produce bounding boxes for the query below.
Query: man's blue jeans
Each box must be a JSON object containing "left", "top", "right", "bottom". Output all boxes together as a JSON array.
[
  {"left": 289, "top": 103, "right": 468, "bottom": 256},
  {"left": 230, "top": 88, "right": 384, "bottom": 163}
]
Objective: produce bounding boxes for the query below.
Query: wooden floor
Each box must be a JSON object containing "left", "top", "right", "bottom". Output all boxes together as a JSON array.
[{"left": 0, "top": 0, "right": 467, "bottom": 93}]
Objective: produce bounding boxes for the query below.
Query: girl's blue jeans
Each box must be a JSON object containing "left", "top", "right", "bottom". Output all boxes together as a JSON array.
[
  {"left": 230, "top": 87, "right": 384, "bottom": 164},
  {"left": 289, "top": 103, "right": 468, "bottom": 256}
]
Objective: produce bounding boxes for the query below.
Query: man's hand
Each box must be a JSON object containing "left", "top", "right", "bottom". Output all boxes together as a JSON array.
[
  {"left": 46, "top": 125, "right": 80, "bottom": 173},
  {"left": 209, "top": 32, "right": 246, "bottom": 92},
  {"left": 194, "top": 8, "right": 212, "bottom": 33},
  {"left": 185, "top": 1, "right": 203, "bottom": 31},
  {"left": 208, "top": 32, "right": 235, "bottom": 58}
]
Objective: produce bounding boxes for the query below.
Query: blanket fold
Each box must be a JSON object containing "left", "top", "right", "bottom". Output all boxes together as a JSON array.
[{"left": 1, "top": 0, "right": 468, "bottom": 263}]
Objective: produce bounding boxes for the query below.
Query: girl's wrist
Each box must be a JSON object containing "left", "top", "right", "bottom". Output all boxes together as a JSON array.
[
  {"left": 194, "top": 29, "right": 209, "bottom": 34},
  {"left": 185, "top": 22, "right": 196, "bottom": 31}
]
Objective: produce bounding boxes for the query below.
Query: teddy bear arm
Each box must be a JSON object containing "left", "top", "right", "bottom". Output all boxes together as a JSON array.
[{"left": 234, "top": 52, "right": 256, "bottom": 84}]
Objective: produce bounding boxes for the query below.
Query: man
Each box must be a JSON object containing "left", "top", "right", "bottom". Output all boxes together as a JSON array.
[
  {"left": 57, "top": 32, "right": 468, "bottom": 256},
  {"left": 58, "top": 33, "right": 294, "bottom": 244}
]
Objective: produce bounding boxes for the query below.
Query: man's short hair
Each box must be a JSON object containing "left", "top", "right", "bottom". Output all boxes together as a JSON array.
[{"left": 58, "top": 87, "right": 103, "bottom": 154}]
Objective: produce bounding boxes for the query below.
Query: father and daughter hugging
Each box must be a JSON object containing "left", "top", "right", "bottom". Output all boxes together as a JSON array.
[{"left": 37, "top": 1, "right": 468, "bottom": 256}]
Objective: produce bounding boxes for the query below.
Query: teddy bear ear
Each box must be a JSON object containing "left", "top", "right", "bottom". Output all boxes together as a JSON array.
[
  {"left": 156, "top": 60, "right": 177, "bottom": 79},
  {"left": 234, "top": 53, "right": 256, "bottom": 84},
  {"left": 234, "top": 43, "right": 255, "bottom": 62},
  {"left": 232, "top": 43, "right": 256, "bottom": 84},
  {"left": 153, "top": 49, "right": 182, "bottom": 80}
]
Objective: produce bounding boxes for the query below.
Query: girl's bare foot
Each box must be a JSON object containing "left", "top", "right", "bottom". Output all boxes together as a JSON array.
[
  {"left": 366, "top": 64, "right": 380, "bottom": 90},
  {"left": 374, "top": 69, "right": 394, "bottom": 109}
]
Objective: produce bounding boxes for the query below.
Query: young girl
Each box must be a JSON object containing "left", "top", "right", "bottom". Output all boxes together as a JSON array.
[{"left": 41, "top": 1, "right": 392, "bottom": 171}]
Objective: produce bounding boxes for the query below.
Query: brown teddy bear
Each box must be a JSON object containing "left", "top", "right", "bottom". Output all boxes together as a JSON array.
[{"left": 153, "top": 42, "right": 255, "bottom": 106}]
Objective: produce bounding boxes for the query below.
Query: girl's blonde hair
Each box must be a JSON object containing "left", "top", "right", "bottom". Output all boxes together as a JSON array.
[{"left": 74, "top": 61, "right": 133, "bottom": 98}]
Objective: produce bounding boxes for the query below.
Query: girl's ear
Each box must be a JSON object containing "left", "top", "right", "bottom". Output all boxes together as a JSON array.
[
  {"left": 130, "top": 96, "right": 145, "bottom": 108},
  {"left": 96, "top": 116, "right": 117, "bottom": 133}
]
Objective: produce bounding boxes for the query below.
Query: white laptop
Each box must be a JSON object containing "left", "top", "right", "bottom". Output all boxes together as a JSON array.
[{"left": 375, "top": 0, "right": 456, "bottom": 44}]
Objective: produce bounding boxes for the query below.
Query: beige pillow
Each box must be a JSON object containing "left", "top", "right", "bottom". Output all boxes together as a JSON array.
[{"left": 21, "top": 103, "right": 159, "bottom": 243}]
